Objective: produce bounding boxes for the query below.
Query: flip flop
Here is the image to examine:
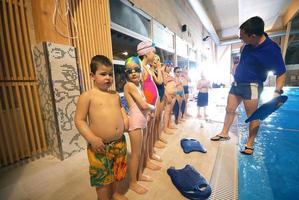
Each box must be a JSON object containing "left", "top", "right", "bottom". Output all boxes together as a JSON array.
[
  {"left": 210, "top": 135, "right": 230, "bottom": 141},
  {"left": 240, "top": 146, "right": 254, "bottom": 155}
]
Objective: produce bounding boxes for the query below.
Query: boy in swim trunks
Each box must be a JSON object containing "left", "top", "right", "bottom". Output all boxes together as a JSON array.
[
  {"left": 124, "top": 56, "right": 155, "bottom": 195},
  {"left": 75, "top": 55, "right": 129, "bottom": 200},
  {"left": 197, "top": 73, "right": 210, "bottom": 119}
]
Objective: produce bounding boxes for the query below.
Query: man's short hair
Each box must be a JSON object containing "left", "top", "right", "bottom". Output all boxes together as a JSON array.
[
  {"left": 240, "top": 16, "right": 265, "bottom": 36},
  {"left": 90, "top": 55, "right": 112, "bottom": 74}
]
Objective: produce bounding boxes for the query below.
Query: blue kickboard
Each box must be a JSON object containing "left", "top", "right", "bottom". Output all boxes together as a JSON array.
[
  {"left": 181, "top": 139, "right": 207, "bottom": 153},
  {"left": 245, "top": 95, "right": 288, "bottom": 123},
  {"left": 167, "top": 165, "right": 212, "bottom": 200}
]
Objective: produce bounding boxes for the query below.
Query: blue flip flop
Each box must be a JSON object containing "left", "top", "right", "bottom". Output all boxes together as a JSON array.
[
  {"left": 181, "top": 139, "right": 207, "bottom": 153},
  {"left": 167, "top": 165, "right": 212, "bottom": 200},
  {"left": 245, "top": 95, "right": 288, "bottom": 123}
]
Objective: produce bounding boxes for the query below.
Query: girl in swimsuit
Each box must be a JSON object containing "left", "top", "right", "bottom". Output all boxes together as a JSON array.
[
  {"left": 182, "top": 68, "right": 191, "bottom": 117},
  {"left": 124, "top": 57, "right": 155, "bottom": 194},
  {"left": 163, "top": 62, "right": 177, "bottom": 134},
  {"left": 137, "top": 40, "right": 162, "bottom": 175},
  {"left": 174, "top": 67, "right": 185, "bottom": 124},
  {"left": 149, "top": 55, "right": 167, "bottom": 149}
]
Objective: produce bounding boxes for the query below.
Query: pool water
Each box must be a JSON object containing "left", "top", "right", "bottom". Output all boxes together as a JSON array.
[{"left": 238, "top": 87, "right": 299, "bottom": 200}]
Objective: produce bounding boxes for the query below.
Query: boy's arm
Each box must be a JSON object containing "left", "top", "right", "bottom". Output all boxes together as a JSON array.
[
  {"left": 127, "top": 83, "right": 155, "bottom": 111},
  {"left": 74, "top": 93, "right": 105, "bottom": 152},
  {"left": 119, "top": 95, "right": 129, "bottom": 131}
]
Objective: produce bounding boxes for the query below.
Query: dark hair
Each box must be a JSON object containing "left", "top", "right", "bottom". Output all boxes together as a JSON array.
[
  {"left": 90, "top": 55, "right": 112, "bottom": 74},
  {"left": 174, "top": 67, "right": 181, "bottom": 72},
  {"left": 240, "top": 16, "right": 264, "bottom": 36},
  {"left": 139, "top": 55, "right": 144, "bottom": 60}
]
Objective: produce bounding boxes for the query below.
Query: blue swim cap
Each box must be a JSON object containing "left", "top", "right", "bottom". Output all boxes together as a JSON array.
[{"left": 163, "top": 60, "right": 173, "bottom": 66}]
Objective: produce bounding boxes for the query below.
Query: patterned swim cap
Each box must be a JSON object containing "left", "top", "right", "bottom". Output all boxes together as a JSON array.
[
  {"left": 125, "top": 56, "right": 142, "bottom": 68},
  {"left": 137, "top": 41, "right": 155, "bottom": 56}
]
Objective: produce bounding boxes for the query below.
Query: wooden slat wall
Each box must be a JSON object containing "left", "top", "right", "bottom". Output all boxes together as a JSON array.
[
  {"left": 0, "top": 0, "right": 47, "bottom": 167},
  {"left": 69, "top": 0, "right": 114, "bottom": 91}
]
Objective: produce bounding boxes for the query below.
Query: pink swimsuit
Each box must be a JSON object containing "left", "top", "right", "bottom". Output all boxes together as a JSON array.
[
  {"left": 143, "top": 73, "right": 158, "bottom": 106},
  {"left": 128, "top": 103, "right": 147, "bottom": 131}
]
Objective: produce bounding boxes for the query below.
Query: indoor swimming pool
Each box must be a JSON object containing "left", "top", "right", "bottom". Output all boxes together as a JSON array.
[{"left": 238, "top": 87, "right": 299, "bottom": 200}]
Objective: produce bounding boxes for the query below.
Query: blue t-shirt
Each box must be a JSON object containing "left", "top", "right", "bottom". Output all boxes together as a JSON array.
[{"left": 234, "top": 37, "right": 286, "bottom": 83}]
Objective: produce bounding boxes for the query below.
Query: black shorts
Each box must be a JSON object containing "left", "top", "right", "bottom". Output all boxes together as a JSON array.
[{"left": 229, "top": 82, "right": 263, "bottom": 100}]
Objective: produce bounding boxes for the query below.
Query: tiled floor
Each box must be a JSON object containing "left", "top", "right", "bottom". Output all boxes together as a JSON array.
[{"left": 0, "top": 90, "right": 238, "bottom": 200}]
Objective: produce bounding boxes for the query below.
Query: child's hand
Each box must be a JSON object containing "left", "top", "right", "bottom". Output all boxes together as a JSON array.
[
  {"left": 90, "top": 136, "right": 105, "bottom": 154},
  {"left": 157, "top": 62, "right": 162, "bottom": 70},
  {"left": 148, "top": 104, "right": 155, "bottom": 111}
]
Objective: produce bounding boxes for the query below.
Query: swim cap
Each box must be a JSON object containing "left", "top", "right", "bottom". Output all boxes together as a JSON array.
[
  {"left": 163, "top": 60, "right": 173, "bottom": 66},
  {"left": 137, "top": 41, "right": 155, "bottom": 56},
  {"left": 125, "top": 56, "right": 142, "bottom": 68}
]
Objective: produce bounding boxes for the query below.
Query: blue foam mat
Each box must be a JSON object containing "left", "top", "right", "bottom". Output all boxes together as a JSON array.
[
  {"left": 181, "top": 139, "right": 207, "bottom": 153},
  {"left": 245, "top": 95, "right": 288, "bottom": 123},
  {"left": 167, "top": 165, "right": 212, "bottom": 200}
]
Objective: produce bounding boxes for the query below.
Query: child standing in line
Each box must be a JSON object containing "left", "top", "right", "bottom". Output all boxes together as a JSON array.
[
  {"left": 75, "top": 55, "right": 128, "bottom": 200},
  {"left": 124, "top": 57, "right": 155, "bottom": 195},
  {"left": 162, "top": 61, "right": 177, "bottom": 134},
  {"left": 149, "top": 55, "right": 166, "bottom": 149},
  {"left": 173, "top": 67, "right": 185, "bottom": 124},
  {"left": 137, "top": 40, "right": 162, "bottom": 170},
  {"left": 197, "top": 73, "right": 211, "bottom": 119}
]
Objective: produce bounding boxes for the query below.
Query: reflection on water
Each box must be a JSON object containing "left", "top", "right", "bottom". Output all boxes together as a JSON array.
[{"left": 238, "top": 87, "right": 299, "bottom": 200}]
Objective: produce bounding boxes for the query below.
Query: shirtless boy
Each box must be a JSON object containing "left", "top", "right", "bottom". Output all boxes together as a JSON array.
[{"left": 75, "top": 55, "right": 128, "bottom": 200}]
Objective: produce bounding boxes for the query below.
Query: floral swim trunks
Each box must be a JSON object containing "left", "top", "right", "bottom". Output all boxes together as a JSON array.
[{"left": 87, "top": 135, "right": 127, "bottom": 187}]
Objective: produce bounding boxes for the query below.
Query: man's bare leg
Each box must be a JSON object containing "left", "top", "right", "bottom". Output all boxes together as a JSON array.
[
  {"left": 214, "top": 94, "right": 242, "bottom": 137},
  {"left": 243, "top": 99, "right": 260, "bottom": 154}
]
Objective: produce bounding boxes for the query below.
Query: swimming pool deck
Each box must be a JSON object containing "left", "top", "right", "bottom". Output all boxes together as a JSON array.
[{"left": 0, "top": 90, "right": 239, "bottom": 200}]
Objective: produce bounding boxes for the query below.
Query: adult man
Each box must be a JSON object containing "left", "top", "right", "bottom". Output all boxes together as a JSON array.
[{"left": 211, "top": 16, "right": 286, "bottom": 155}]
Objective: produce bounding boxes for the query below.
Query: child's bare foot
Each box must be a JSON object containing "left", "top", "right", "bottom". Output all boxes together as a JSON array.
[
  {"left": 151, "top": 153, "right": 162, "bottom": 162},
  {"left": 163, "top": 129, "right": 173, "bottom": 135},
  {"left": 159, "top": 136, "right": 167, "bottom": 144},
  {"left": 154, "top": 140, "right": 166, "bottom": 149},
  {"left": 146, "top": 160, "right": 161, "bottom": 170},
  {"left": 112, "top": 192, "right": 128, "bottom": 200},
  {"left": 169, "top": 125, "right": 178, "bottom": 129},
  {"left": 140, "top": 174, "right": 153, "bottom": 182},
  {"left": 129, "top": 182, "right": 148, "bottom": 194}
]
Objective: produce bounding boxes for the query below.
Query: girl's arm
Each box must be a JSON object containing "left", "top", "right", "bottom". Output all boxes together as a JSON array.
[
  {"left": 152, "top": 62, "right": 163, "bottom": 84},
  {"left": 126, "top": 82, "right": 155, "bottom": 111}
]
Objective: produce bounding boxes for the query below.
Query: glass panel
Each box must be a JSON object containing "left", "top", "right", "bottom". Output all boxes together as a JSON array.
[{"left": 110, "top": 0, "right": 151, "bottom": 38}]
